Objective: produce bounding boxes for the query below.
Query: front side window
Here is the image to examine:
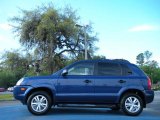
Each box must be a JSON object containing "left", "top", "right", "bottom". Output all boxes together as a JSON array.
[
  {"left": 68, "top": 63, "right": 94, "bottom": 75},
  {"left": 97, "top": 62, "right": 121, "bottom": 76}
]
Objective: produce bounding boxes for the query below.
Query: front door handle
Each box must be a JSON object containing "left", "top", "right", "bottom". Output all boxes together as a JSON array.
[
  {"left": 118, "top": 80, "right": 126, "bottom": 83},
  {"left": 84, "top": 80, "right": 91, "bottom": 83}
]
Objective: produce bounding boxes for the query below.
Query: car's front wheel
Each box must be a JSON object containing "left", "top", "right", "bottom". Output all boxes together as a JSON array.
[
  {"left": 121, "top": 93, "right": 143, "bottom": 116},
  {"left": 27, "top": 91, "right": 52, "bottom": 115}
]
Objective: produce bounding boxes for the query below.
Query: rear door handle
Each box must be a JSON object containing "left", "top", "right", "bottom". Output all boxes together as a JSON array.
[
  {"left": 118, "top": 80, "right": 126, "bottom": 83},
  {"left": 84, "top": 80, "right": 91, "bottom": 83}
]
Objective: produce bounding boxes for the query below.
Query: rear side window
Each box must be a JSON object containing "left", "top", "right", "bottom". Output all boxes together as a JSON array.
[
  {"left": 97, "top": 62, "right": 122, "bottom": 76},
  {"left": 120, "top": 64, "right": 132, "bottom": 76},
  {"left": 130, "top": 64, "right": 146, "bottom": 76}
]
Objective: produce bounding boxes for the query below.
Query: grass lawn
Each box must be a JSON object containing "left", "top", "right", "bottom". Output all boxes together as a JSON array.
[{"left": 0, "top": 94, "right": 14, "bottom": 101}]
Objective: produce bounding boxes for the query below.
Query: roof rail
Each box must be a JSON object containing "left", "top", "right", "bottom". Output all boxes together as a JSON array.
[{"left": 112, "top": 59, "right": 130, "bottom": 63}]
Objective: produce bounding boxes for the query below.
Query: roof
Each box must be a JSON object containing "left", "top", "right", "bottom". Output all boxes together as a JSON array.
[{"left": 77, "top": 59, "right": 131, "bottom": 64}]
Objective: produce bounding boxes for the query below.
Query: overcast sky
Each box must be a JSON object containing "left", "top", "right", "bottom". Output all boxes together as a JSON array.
[{"left": 0, "top": 0, "right": 160, "bottom": 64}]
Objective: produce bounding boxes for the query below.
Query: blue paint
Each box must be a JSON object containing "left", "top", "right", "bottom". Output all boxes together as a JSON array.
[{"left": 13, "top": 59, "right": 154, "bottom": 115}]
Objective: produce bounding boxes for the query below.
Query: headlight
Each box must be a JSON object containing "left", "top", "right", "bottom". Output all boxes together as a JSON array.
[{"left": 16, "top": 78, "right": 24, "bottom": 86}]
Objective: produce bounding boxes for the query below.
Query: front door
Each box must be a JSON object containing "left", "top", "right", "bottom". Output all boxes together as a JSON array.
[{"left": 57, "top": 62, "right": 95, "bottom": 103}]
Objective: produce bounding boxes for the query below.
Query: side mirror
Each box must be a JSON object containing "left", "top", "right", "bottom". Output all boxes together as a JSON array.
[{"left": 61, "top": 69, "right": 68, "bottom": 76}]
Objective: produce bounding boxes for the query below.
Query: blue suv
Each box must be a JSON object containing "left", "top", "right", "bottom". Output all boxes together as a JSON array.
[{"left": 13, "top": 59, "right": 154, "bottom": 116}]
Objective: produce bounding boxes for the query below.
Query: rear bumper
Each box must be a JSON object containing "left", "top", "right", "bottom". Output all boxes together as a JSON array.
[
  {"left": 144, "top": 90, "right": 154, "bottom": 104},
  {"left": 13, "top": 85, "right": 33, "bottom": 104}
]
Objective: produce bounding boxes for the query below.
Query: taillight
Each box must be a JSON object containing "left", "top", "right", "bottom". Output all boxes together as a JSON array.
[{"left": 147, "top": 77, "right": 152, "bottom": 90}]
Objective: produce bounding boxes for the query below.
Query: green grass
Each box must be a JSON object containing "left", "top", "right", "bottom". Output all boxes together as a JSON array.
[
  {"left": 152, "top": 85, "right": 160, "bottom": 91},
  {"left": 153, "top": 87, "right": 160, "bottom": 91},
  {"left": 0, "top": 94, "right": 14, "bottom": 100}
]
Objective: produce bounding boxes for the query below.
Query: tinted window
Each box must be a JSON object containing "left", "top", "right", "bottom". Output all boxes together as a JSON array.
[
  {"left": 97, "top": 62, "right": 121, "bottom": 76},
  {"left": 130, "top": 64, "right": 146, "bottom": 76},
  {"left": 68, "top": 63, "right": 94, "bottom": 75},
  {"left": 121, "top": 64, "right": 132, "bottom": 75}
]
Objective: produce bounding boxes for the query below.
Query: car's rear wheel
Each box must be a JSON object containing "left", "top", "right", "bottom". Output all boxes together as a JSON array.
[
  {"left": 27, "top": 91, "right": 52, "bottom": 115},
  {"left": 120, "top": 93, "right": 143, "bottom": 116}
]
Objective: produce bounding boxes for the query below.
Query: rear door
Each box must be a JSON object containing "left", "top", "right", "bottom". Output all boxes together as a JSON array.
[{"left": 94, "top": 62, "right": 125, "bottom": 103}]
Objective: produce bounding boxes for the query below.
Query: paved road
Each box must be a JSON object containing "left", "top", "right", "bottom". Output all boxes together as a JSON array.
[{"left": 0, "top": 92, "right": 159, "bottom": 120}]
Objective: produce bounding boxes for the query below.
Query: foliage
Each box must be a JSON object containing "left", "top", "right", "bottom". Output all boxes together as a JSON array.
[
  {"left": 136, "top": 53, "right": 144, "bottom": 66},
  {"left": 136, "top": 50, "right": 160, "bottom": 84},
  {"left": 0, "top": 3, "right": 99, "bottom": 88},
  {"left": 11, "top": 4, "right": 98, "bottom": 73},
  {"left": 141, "top": 65, "right": 160, "bottom": 84},
  {"left": 92, "top": 55, "right": 106, "bottom": 59},
  {"left": 0, "top": 70, "right": 16, "bottom": 88},
  {"left": 144, "top": 50, "right": 152, "bottom": 62},
  {"left": 1, "top": 50, "right": 28, "bottom": 77},
  {"left": 0, "top": 50, "right": 36, "bottom": 87}
]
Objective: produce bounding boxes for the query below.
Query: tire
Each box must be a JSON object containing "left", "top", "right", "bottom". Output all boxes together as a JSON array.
[
  {"left": 27, "top": 91, "right": 52, "bottom": 115},
  {"left": 120, "top": 93, "right": 143, "bottom": 116}
]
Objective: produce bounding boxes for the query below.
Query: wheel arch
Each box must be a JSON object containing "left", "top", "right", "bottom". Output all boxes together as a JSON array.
[
  {"left": 25, "top": 87, "right": 55, "bottom": 105},
  {"left": 119, "top": 89, "right": 146, "bottom": 107}
]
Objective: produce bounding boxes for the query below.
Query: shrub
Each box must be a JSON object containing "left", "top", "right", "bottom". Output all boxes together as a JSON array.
[{"left": 0, "top": 70, "right": 17, "bottom": 88}]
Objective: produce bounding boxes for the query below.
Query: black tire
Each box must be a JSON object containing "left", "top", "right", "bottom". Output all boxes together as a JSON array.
[
  {"left": 120, "top": 93, "right": 143, "bottom": 116},
  {"left": 27, "top": 91, "right": 52, "bottom": 115}
]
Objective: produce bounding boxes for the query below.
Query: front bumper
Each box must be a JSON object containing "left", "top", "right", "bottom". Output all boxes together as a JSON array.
[{"left": 13, "top": 85, "right": 33, "bottom": 104}]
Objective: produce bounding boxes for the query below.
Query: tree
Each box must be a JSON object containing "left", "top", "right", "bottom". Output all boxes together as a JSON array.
[
  {"left": 141, "top": 65, "right": 160, "bottom": 84},
  {"left": 92, "top": 55, "right": 106, "bottom": 59},
  {"left": 0, "top": 70, "right": 16, "bottom": 88},
  {"left": 144, "top": 50, "right": 152, "bottom": 63},
  {"left": 11, "top": 4, "right": 98, "bottom": 73},
  {"left": 147, "top": 60, "right": 159, "bottom": 68},
  {"left": 136, "top": 50, "right": 160, "bottom": 84},
  {"left": 0, "top": 50, "right": 28, "bottom": 87},
  {"left": 1, "top": 50, "right": 28, "bottom": 78},
  {"left": 136, "top": 53, "right": 144, "bottom": 66}
]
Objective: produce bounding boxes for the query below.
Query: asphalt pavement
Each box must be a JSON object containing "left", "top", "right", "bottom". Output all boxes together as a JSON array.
[{"left": 0, "top": 91, "right": 160, "bottom": 120}]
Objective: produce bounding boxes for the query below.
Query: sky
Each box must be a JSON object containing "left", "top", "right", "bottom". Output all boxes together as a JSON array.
[{"left": 0, "top": 0, "right": 160, "bottom": 64}]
